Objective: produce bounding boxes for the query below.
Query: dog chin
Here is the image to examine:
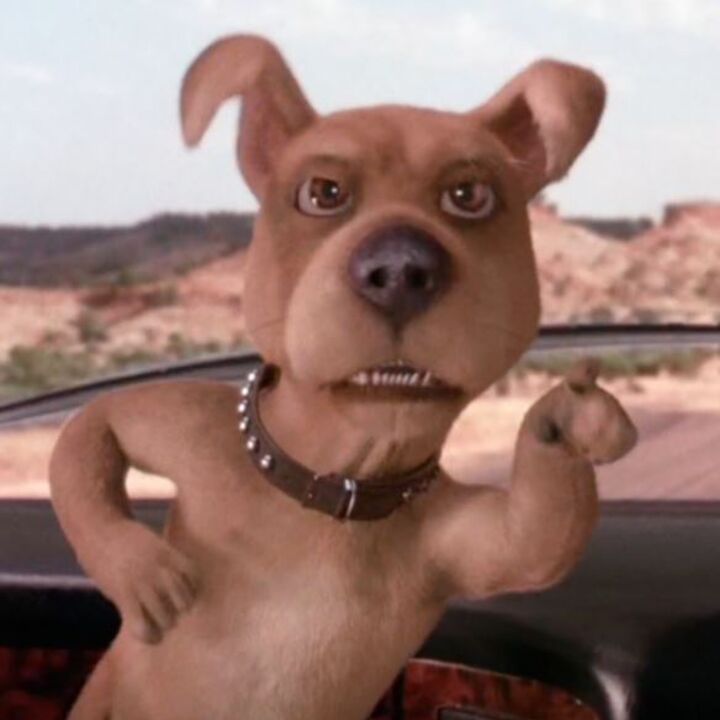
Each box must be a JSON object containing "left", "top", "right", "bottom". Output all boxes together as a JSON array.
[
  {"left": 318, "top": 361, "right": 467, "bottom": 437},
  {"left": 328, "top": 389, "right": 465, "bottom": 440}
]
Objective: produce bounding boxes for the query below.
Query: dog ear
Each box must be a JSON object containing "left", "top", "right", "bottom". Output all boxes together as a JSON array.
[
  {"left": 474, "top": 59, "right": 606, "bottom": 199},
  {"left": 180, "top": 35, "right": 316, "bottom": 197}
]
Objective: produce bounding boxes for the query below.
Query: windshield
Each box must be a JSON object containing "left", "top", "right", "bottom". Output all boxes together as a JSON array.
[{"left": 1, "top": 3, "right": 718, "bottom": 501}]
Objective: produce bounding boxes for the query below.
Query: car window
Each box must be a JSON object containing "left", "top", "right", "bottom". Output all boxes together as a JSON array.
[
  {"left": 1, "top": 4, "right": 718, "bottom": 503},
  {"left": 444, "top": 342, "right": 720, "bottom": 500},
  {"left": 2, "top": 340, "right": 718, "bottom": 501}
]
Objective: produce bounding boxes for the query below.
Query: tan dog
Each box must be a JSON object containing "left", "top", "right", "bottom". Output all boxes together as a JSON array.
[{"left": 50, "top": 35, "right": 637, "bottom": 720}]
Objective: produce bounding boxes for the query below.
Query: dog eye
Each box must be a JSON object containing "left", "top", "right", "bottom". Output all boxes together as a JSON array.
[
  {"left": 440, "top": 181, "right": 496, "bottom": 219},
  {"left": 296, "top": 177, "right": 352, "bottom": 216}
]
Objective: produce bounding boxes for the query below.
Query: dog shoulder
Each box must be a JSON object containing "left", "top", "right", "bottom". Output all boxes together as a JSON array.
[
  {"left": 85, "top": 378, "right": 241, "bottom": 443},
  {"left": 421, "top": 475, "right": 512, "bottom": 598}
]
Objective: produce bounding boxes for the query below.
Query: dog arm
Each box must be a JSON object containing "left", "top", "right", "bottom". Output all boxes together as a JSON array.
[
  {"left": 429, "top": 424, "right": 597, "bottom": 600},
  {"left": 49, "top": 382, "right": 205, "bottom": 643},
  {"left": 50, "top": 393, "right": 135, "bottom": 573},
  {"left": 499, "top": 409, "right": 599, "bottom": 592},
  {"left": 429, "top": 360, "right": 639, "bottom": 599}
]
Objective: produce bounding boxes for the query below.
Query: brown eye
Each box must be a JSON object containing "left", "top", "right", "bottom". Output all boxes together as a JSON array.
[
  {"left": 296, "top": 177, "right": 352, "bottom": 216},
  {"left": 440, "top": 181, "right": 496, "bottom": 219}
]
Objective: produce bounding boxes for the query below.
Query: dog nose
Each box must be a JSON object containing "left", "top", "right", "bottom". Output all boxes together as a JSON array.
[{"left": 348, "top": 225, "right": 451, "bottom": 328}]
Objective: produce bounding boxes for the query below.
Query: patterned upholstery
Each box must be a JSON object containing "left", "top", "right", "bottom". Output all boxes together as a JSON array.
[
  {"left": 0, "top": 651, "right": 596, "bottom": 719},
  {"left": 0, "top": 648, "right": 101, "bottom": 720}
]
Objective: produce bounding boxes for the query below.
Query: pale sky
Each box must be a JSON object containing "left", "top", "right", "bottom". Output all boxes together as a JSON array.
[{"left": 1, "top": 0, "right": 719, "bottom": 226}]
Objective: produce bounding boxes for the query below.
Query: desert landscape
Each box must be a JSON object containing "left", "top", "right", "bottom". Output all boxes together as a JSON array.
[{"left": 1, "top": 200, "right": 719, "bottom": 500}]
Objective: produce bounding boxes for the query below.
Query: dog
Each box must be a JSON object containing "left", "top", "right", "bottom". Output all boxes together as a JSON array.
[{"left": 49, "top": 34, "right": 637, "bottom": 720}]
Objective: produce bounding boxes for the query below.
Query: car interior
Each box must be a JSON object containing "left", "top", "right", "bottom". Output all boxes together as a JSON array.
[
  {"left": 2, "top": 4, "right": 719, "bottom": 717},
  {"left": 1, "top": 327, "right": 719, "bottom": 720}
]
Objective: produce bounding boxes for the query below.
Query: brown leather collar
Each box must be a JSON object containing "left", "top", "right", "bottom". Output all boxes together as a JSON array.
[{"left": 236, "top": 363, "right": 440, "bottom": 521}]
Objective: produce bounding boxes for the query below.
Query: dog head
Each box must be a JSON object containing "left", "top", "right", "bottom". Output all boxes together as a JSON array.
[{"left": 180, "top": 35, "right": 605, "bottom": 438}]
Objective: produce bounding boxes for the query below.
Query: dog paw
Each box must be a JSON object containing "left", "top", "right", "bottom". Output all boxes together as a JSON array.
[
  {"left": 532, "top": 358, "right": 638, "bottom": 465},
  {"left": 96, "top": 521, "right": 198, "bottom": 644}
]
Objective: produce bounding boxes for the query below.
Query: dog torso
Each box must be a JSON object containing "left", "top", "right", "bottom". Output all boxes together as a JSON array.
[
  {"left": 104, "top": 379, "right": 446, "bottom": 720},
  {"left": 51, "top": 36, "right": 630, "bottom": 720}
]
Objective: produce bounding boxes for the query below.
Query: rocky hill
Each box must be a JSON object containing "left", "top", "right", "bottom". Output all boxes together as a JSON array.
[
  {"left": 0, "top": 212, "right": 253, "bottom": 286},
  {"left": 1, "top": 201, "right": 719, "bottom": 398},
  {"left": 533, "top": 200, "right": 720, "bottom": 325}
]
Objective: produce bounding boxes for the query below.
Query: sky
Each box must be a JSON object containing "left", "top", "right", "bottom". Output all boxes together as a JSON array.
[{"left": 1, "top": 0, "right": 719, "bottom": 226}]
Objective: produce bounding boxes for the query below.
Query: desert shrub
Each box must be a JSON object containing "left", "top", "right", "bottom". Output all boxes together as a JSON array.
[
  {"left": 631, "top": 307, "right": 662, "bottom": 324},
  {"left": 165, "top": 333, "right": 222, "bottom": 359},
  {"left": 114, "top": 268, "right": 141, "bottom": 287},
  {"left": 587, "top": 305, "right": 615, "bottom": 324},
  {"left": 142, "top": 283, "right": 179, "bottom": 308},
  {"left": 74, "top": 310, "right": 108, "bottom": 344},
  {"left": 0, "top": 334, "right": 253, "bottom": 404},
  {"left": 520, "top": 348, "right": 714, "bottom": 380},
  {"left": 105, "top": 348, "right": 163, "bottom": 372},
  {"left": 81, "top": 284, "right": 121, "bottom": 309},
  {"left": 696, "top": 269, "right": 720, "bottom": 302},
  {"left": 0, "top": 345, "right": 95, "bottom": 392}
]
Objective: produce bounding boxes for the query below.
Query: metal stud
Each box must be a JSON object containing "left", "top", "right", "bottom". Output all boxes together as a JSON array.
[
  {"left": 240, "top": 385, "right": 251, "bottom": 398},
  {"left": 237, "top": 400, "right": 248, "bottom": 414},
  {"left": 259, "top": 454, "right": 274, "bottom": 471},
  {"left": 239, "top": 417, "right": 250, "bottom": 433},
  {"left": 247, "top": 369, "right": 258, "bottom": 384},
  {"left": 246, "top": 436, "right": 259, "bottom": 452}
]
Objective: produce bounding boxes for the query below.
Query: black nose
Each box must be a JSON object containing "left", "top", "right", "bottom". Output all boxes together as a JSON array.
[{"left": 348, "top": 225, "right": 451, "bottom": 329}]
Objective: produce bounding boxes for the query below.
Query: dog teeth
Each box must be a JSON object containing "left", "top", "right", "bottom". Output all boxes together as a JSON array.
[{"left": 347, "top": 364, "right": 446, "bottom": 390}]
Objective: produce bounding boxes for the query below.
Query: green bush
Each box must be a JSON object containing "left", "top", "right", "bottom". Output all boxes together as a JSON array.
[
  {"left": 0, "top": 345, "right": 95, "bottom": 392},
  {"left": 143, "top": 284, "right": 179, "bottom": 308},
  {"left": 519, "top": 348, "right": 715, "bottom": 380},
  {"left": 74, "top": 310, "right": 108, "bottom": 344},
  {"left": 0, "top": 332, "right": 250, "bottom": 403}
]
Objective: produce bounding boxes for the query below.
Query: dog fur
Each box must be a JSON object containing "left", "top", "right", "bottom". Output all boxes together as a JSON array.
[{"left": 49, "top": 35, "right": 637, "bottom": 720}]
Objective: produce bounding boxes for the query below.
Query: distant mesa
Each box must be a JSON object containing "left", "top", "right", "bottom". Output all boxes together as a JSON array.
[
  {"left": 534, "top": 197, "right": 720, "bottom": 242},
  {"left": 0, "top": 212, "right": 254, "bottom": 288},
  {"left": 565, "top": 216, "right": 654, "bottom": 241},
  {"left": 1, "top": 201, "right": 719, "bottom": 297},
  {"left": 663, "top": 201, "right": 720, "bottom": 230}
]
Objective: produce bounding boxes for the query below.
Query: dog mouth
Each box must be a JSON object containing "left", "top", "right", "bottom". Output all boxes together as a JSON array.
[{"left": 332, "top": 360, "right": 462, "bottom": 401}]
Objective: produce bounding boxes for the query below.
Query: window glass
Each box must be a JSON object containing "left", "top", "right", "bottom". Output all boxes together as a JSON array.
[
  {"left": 1, "top": 4, "right": 718, "bottom": 501},
  {"left": 2, "top": 342, "right": 718, "bottom": 500}
]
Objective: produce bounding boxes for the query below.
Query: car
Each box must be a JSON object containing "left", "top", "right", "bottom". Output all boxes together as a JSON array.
[{"left": 1, "top": 324, "right": 718, "bottom": 720}]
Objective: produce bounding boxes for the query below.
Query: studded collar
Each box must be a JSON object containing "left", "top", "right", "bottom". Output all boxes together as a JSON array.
[{"left": 236, "top": 363, "right": 440, "bottom": 521}]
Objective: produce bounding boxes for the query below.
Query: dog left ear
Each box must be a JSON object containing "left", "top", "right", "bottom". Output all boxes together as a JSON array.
[
  {"left": 473, "top": 59, "right": 606, "bottom": 199},
  {"left": 180, "top": 35, "right": 316, "bottom": 197}
]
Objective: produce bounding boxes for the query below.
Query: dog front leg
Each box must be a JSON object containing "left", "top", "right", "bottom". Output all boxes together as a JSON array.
[
  {"left": 498, "top": 411, "right": 600, "bottom": 591},
  {"left": 431, "top": 360, "right": 637, "bottom": 597},
  {"left": 49, "top": 394, "right": 197, "bottom": 644},
  {"left": 500, "top": 359, "right": 638, "bottom": 589}
]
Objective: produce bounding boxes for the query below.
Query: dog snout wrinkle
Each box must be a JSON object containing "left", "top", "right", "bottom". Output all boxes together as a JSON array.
[{"left": 348, "top": 225, "right": 451, "bottom": 329}]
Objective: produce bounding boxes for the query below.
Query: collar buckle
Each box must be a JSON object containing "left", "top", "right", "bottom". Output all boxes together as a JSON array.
[
  {"left": 303, "top": 473, "right": 359, "bottom": 520},
  {"left": 340, "top": 478, "right": 359, "bottom": 520}
]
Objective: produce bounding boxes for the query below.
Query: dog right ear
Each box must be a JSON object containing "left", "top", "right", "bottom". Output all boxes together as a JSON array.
[
  {"left": 180, "top": 35, "right": 316, "bottom": 198},
  {"left": 473, "top": 59, "right": 606, "bottom": 199}
]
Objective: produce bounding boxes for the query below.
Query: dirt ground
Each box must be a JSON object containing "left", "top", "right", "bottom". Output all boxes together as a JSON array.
[{"left": 1, "top": 359, "right": 718, "bottom": 501}]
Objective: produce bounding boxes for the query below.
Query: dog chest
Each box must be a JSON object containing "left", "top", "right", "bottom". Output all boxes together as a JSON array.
[{"left": 115, "top": 504, "right": 441, "bottom": 719}]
